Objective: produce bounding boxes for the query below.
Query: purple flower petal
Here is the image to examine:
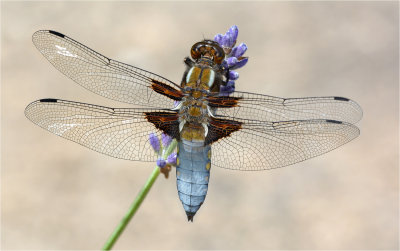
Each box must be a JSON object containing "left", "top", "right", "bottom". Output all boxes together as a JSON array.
[
  {"left": 228, "top": 25, "right": 239, "bottom": 40},
  {"left": 230, "top": 47, "right": 238, "bottom": 58},
  {"left": 226, "top": 80, "right": 235, "bottom": 87},
  {"left": 226, "top": 37, "right": 235, "bottom": 48},
  {"left": 231, "top": 43, "right": 247, "bottom": 58},
  {"left": 161, "top": 133, "right": 172, "bottom": 147},
  {"left": 220, "top": 35, "right": 230, "bottom": 47},
  {"left": 230, "top": 57, "right": 248, "bottom": 70},
  {"left": 228, "top": 71, "right": 239, "bottom": 80},
  {"left": 156, "top": 157, "right": 166, "bottom": 168},
  {"left": 167, "top": 152, "right": 177, "bottom": 165},
  {"left": 149, "top": 133, "right": 160, "bottom": 152},
  {"left": 214, "top": 34, "right": 223, "bottom": 45},
  {"left": 225, "top": 25, "right": 238, "bottom": 47},
  {"left": 225, "top": 57, "right": 238, "bottom": 68},
  {"left": 220, "top": 87, "right": 235, "bottom": 96},
  {"left": 220, "top": 80, "right": 235, "bottom": 96}
]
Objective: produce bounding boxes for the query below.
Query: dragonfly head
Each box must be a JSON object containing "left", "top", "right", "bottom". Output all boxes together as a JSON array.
[{"left": 190, "top": 40, "right": 225, "bottom": 65}]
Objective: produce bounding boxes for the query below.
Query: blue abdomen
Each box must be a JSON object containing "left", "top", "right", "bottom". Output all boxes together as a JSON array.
[{"left": 176, "top": 140, "right": 211, "bottom": 221}]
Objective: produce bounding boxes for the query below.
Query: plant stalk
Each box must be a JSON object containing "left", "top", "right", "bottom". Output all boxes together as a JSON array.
[{"left": 102, "top": 166, "right": 160, "bottom": 250}]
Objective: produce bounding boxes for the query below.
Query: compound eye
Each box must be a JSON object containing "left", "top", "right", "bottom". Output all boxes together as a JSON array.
[
  {"left": 211, "top": 46, "right": 225, "bottom": 64},
  {"left": 190, "top": 42, "right": 204, "bottom": 60},
  {"left": 184, "top": 86, "right": 192, "bottom": 92}
]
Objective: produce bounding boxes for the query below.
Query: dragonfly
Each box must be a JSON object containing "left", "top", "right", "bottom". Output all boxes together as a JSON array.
[{"left": 25, "top": 27, "right": 362, "bottom": 221}]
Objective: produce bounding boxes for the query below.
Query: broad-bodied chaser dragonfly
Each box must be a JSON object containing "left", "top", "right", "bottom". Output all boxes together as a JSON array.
[{"left": 25, "top": 27, "right": 362, "bottom": 221}]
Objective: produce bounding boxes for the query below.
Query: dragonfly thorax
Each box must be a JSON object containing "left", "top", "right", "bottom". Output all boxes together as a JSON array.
[
  {"left": 178, "top": 58, "right": 220, "bottom": 141},
  {"left": 184, "top": 66, "right": 216, "bottom": 91}
]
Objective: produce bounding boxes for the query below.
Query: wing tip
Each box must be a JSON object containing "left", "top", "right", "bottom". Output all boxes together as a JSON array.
[
  {"left": 25, "top": 99, "right": 59, "bottom": 120},
  {"left": 32, "top": 30, "right": 65, "bottom": 42}
]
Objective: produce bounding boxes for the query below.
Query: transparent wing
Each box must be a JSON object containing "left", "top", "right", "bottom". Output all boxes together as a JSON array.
[
  {"left": 32, "top": 30, "right": 180, "bottom": 108},
  {"left": 25, "top": 99, "right": 360, "bottom": 170},
  {"left": 25, "top": 99, "right": 176, "bottom": 162},
  {"left": 211, "top": 119, "right": 360, "bottom": 171},
  {"left": 214, "top": 91, "right": 363, "bottom": 124}
]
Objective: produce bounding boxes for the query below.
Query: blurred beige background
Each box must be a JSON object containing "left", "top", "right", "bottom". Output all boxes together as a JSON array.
[{"left": 1, "top": 1, "right": 398, "bottom": 250}]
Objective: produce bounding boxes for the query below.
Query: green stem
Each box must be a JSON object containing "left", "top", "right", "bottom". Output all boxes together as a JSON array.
[{"left": 102, "top": 166, "right": 160, "bottom": 250}]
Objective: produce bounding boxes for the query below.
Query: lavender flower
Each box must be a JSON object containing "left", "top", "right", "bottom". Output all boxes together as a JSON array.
[
  {"left": 214, "top": 25, "right": 249, "bottom": 96},
  {"left": 161, "top": 133, "right": 172, "bottom": 147},
  {"left": 167, "top": 152, "right": 177, "bottom": 165},
  {"left": 229, "top": 71, "right": 239, "bottom": 80},
  {"left": 214, "top": 25, "right": 239, "bottom": 51},
  {"left": 227, "top": 25, "right": 239, "bottom": 45},
  {"left": 214, "top": 34, "right": 224, "bottom": 45},
  {"left": 156, "top": 158, "right": 166, "bottom": 168},
  {"left": 231, "top": 43, "right": 247, "bottom": 58},
  {"left": 220, "top": 80, "right": 235, "bottom": 96},
  {"left": 230, "top": 57, "right": 248, "bottom": 70},
  {"left": 148, "top": 133, "right": 177, "bottom": 179},
  {"left": 224, "top": 57, "right": 238, "bottom": 68},
  {"left": 149, "top": 133, "right": 160, "bottom": 152}
]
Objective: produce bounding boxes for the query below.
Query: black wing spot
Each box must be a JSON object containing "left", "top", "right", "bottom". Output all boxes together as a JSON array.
[
  {"left": 326, "top": 119, "right": 342, "bottom": 124},
  {"left": 334, "top": 96, "right": 349, "bottom": 101},
  {"left": 49, "top": 30, "right": 65, "bottom": 38},
  {"left": 40, "top": 98, "right": 58, "bottom": 103}
]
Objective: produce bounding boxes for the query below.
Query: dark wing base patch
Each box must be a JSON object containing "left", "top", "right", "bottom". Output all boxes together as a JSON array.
[
  {"left": 151, "top": 80, "right": 184, "bottom": 101},
  {"left": 207, "top": 96, "right": 242, "bottom": 108},
  {"left": 205, "top": 117, "right": 242, "bottom": 145},
  {"left": 144, "top": 111, "right": 180, "bottom": 139}
]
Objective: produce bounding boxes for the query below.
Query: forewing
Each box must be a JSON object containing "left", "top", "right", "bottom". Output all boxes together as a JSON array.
[
  {"left": 211, "top": 119, "right": 360, "bottom": 171},
  {"left": 214, "top": 91, "right": 363, "bottom": 124},
  {"left": 32, "top": 30, "right": 181, "bottom": 108},
  {"left": 25, "top": 99, "right": 178, "bottom": 162}
]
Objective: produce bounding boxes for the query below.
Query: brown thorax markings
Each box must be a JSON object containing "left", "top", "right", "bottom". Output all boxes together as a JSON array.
[{"left": 176, "top": 65, "right": 214, "bottom": 142}]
